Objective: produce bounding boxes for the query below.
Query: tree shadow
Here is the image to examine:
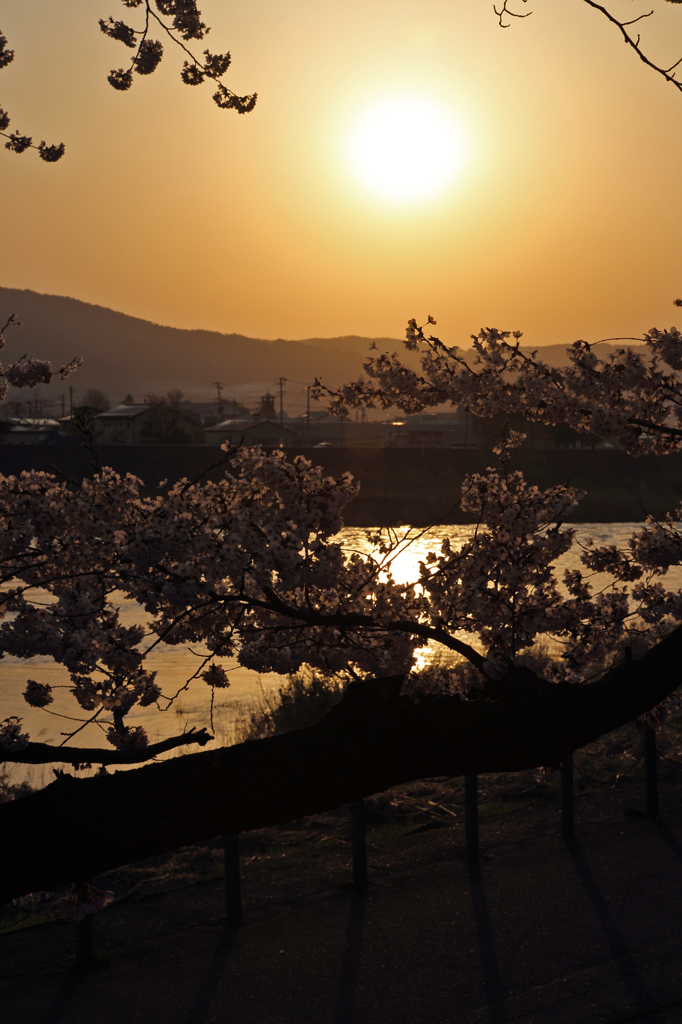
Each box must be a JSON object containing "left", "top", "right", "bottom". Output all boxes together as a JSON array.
[
  {"left": 467, "top": 861, "right": 507, "bottom": 1024},
  {"left": 184, "top": 925, "right": 240, "bottom": 1024},
  {"left": 651, "top": 817, "right": 682, "bottom": 866},
  {"left": 564, "top": 837, "right": 653, "bottom": 1013},
  {"left": 36, "top": 968, "right": 89, "bottom": 1024},
  {"left": 332, "top": 890, "right": 368, "bottom": 1024}
]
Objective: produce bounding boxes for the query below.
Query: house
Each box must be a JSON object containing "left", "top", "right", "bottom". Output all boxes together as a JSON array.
[
  {"left": 205, "top": 418, "right": 298, "bottom": 448},
  {"left": 288, "top": 410, "right": 350, "bottom": 447},
  {"left": 0, "top": 417, "right": 62, "bottom": 444},
  {"left": 92, "top": 403, "right": 203, "bottom": 445},
  {"left": 205, "top": 390, "right": 298, "bottom": 447}
]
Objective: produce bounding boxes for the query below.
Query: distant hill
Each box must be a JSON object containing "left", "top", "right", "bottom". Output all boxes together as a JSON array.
[
  {"left": 0, "top": 288, "right": 403, "bottom": 403},
  {"left": 0, "top": 288, "right": 648, "bottom": 405}
]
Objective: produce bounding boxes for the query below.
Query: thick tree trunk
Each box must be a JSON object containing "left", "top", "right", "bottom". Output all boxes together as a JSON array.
[{"left": 3, "top": 625, "right": 682, "bottom": 904}]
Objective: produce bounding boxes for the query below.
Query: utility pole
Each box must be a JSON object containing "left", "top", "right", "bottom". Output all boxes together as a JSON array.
[
  {"left": 214, "top": 382, "right": 224, "bottom": 420},
  {"left": 61, "top": 394, "right": 65, "bottom": 418},
  {"left": 69, "top": 385, "right": 74, "bottom": 419},
  {"left": 277, "top": 376, "right": 286, "bottom": 428},
  {"left": 306, "top": 385, "right": 310, "bottom": 443}
]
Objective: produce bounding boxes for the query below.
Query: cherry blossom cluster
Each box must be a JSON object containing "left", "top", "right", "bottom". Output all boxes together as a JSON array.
[
  {"left": 0, "top": 315, "right": 82, "bottom": 401},
  {"left": 0, "top": 717, "right": 29, "bottom": 753},
  {"left": 100, "top": 0, "right": 257, "bottom": 114}
]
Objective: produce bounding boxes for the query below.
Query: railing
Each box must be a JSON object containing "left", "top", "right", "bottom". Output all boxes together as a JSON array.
[{"left": 71, "top": 725, "right": 663, "bottom": 968}]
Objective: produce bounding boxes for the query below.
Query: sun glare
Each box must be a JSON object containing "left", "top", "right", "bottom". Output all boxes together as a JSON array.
[{"left": 345, "top": 94, "right": 468, "bottom": 204}]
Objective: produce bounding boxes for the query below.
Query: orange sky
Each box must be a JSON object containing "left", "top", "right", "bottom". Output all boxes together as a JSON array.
[{"left": 2, "top": 0, "right": 682, "bottom": 352}]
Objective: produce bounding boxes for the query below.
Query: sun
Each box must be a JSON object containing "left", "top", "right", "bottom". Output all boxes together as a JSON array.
[{"left": 345, "top": 94, "right": 468, "bottom": 204}]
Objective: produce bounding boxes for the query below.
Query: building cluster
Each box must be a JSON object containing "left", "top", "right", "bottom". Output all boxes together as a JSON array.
[
  {"left": 0, "top": 391, "right": 608, "bottom": 449},
  {"left": 0, "top": 392, "right": 478, "bottom": 449},
  {"left": 204, "top": 393, "right": 473, "bottom": 449}
]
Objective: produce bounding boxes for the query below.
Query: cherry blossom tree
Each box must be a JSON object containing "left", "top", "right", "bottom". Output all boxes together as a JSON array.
[
  {"left": 3, "top": 307, "right": 682, "bottom": 895},
  {"left": 4, "top": 430, "right": 682, "bottom": 898},
  {"left": 3, "top": 1, "right": 682, "bottom": 904}
]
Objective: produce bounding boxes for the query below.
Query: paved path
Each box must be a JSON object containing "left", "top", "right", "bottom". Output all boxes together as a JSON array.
[{"left": 3, "top": 793, "right": 682, "bottom": 1024}]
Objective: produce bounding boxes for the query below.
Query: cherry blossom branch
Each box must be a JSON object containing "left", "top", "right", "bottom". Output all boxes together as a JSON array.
[
  {"left": 492, "top": 3, "right": 682, "bottom": 95},
  {"left": 0, "top": 33, "right": 64, "bottom": 162},
  {"left": 100, "top": 1, "right": 257, "bottom": 113},
  {"left": 2, "top": 726, "right": 213, "bottom": 765},
  {"left": 257, "top": 585, "right": 488, "bottom": 670}
]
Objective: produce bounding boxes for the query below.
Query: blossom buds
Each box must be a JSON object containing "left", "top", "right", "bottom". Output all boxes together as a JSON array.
[
  {"left": 108, "top": 68, "right": 134, "bottom": 91},
  {"left": 0, "top": 32, "right": 15, "bottom": 70},
  {"left": 99, "top": 18, "right": 137, "bottom": 48},
  {"left": 181, "top": 62, "right": 204, "bottom": 85},
  {"left": 4, "top": 133, "right": 32, "bottom": 154},
  {"left": 201, "top": 663, "right": 230, "bottom": 688},
  {"left": 38, "top": 142, "right": 65, "bottom": 163},
  {"left": 23, "top": 680, "right": 53, "bottom": 708},
  {"left": 212, "top": 85, "right": 257, "bottom": 113},
  {"left": 134, "top": 39, "right": 164, "bottom": 76}
]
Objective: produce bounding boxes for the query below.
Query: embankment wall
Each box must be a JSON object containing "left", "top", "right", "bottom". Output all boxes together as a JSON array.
[{"left": 2, "top": 445, "right": 681, "bottom": 525}]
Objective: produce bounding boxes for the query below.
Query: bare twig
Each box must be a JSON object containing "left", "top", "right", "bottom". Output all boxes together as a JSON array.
[
  {"left": 494, "top": 0, "right": 532, "bottom": 29},
  {"left": 581, "top": 1, "right": 682, "bottom": 93}
]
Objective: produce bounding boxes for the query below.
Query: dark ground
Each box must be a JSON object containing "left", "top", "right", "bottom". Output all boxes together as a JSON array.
[{"left": 3, "top": 758, "right": 682, "bottom": 1024}]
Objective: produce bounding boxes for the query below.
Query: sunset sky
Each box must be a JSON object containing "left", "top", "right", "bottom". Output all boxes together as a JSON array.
[{"left": 2, "top": 0, "right": 682, "bottom": 350}]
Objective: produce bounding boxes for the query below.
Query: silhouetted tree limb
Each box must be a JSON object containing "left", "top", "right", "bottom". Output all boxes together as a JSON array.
[
  {"left": 582, "top": 1, "right": 682, "bottom": 94},
  {"left": 497, "top": 2, "right": 682, "bottom": 93},
  {"left": 2, "top": 726, "right": 213, "bottom": 766},
  {"left": 494, "top": 0, "right": 532, "bottom": 29},
  {"left": 2, "top": 625, "right": 682, "bottom": 903}
]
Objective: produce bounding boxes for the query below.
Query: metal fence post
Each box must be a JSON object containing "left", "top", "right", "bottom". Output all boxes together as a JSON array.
[
  {"left": 223, "top": 833, "right": 242, "bottom": 926},
  {"left": 350, "top": 799, "right": 368, "bottom": 890},
  {"left": 464, "top": 774, "right": 479, "bottom": 863},
  {"left": 561, "top": 754, "right": 574, "bottom": 840},
  {"left": 643, "top": 725, "right": 659, "bottom": 818}
]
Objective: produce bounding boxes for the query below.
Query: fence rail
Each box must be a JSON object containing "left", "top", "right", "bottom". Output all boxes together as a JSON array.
[{"left": 67, "top": 727, "right": 663, "bottom": 967}]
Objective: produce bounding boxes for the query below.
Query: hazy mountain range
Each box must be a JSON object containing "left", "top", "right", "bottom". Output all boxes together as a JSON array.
[
  {"left": 0, "top": 288, "right": 647, "bottom": 405},
  {"left": 0, "top": 288, "right": 397, "bottom": 403}
]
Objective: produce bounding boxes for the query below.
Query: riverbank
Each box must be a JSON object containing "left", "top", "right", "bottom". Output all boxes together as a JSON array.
[{"left": 2, "top": 444, "right": 681, "bottom": 524}]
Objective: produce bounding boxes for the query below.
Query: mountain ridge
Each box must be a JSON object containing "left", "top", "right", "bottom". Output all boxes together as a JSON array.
[
  {"left": 0, "top": 288, "right": 400, "bottom": 402},
  {"left": 0, "top": 288, "right": 648, "bottom": 405}
]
